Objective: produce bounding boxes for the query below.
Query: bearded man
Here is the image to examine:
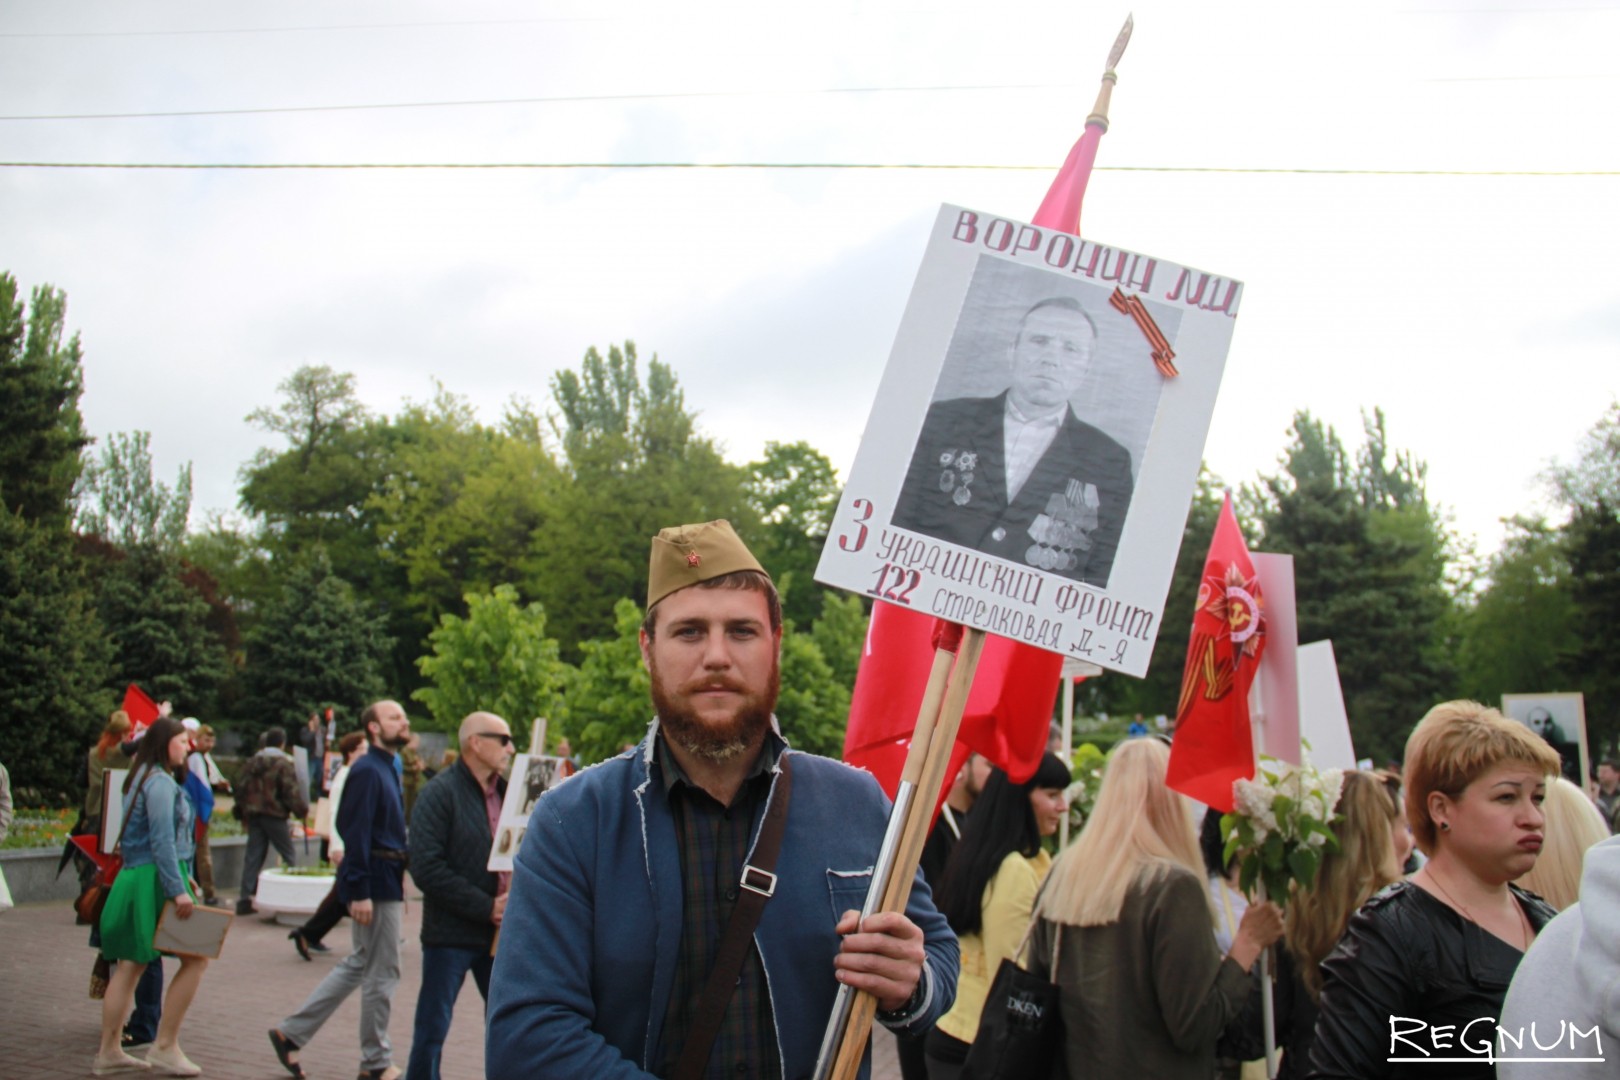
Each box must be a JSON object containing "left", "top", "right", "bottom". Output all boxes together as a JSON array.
[
  {"left": 270, "top": 700, "right": 411, "bottom": 1080},
  {"left": 486, "top": 520, "right": 957, "bottom": 1079}
]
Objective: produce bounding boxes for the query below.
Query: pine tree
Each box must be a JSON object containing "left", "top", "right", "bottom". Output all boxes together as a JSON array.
[
  {"left": 0, "top": 274, "right": 89, "bottom": 528},
  {"left": 0, "top": 506, "right": 113, "bottom": 800},
  {"left": 241, "top": 548, "right": 392, "bottom": 736}
]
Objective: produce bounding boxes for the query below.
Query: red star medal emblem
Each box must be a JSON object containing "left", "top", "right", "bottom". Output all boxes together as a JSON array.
[{"left": 685, "top": 551, "right": 701, "bottom": 568}]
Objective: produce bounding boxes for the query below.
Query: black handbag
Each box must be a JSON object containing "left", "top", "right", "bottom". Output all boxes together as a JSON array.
[{"left": 959, "top": 911, "right": 1065, "bottom": 1080}]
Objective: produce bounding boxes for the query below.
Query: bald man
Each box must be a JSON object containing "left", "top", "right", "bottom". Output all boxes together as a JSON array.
[{"left": 403, "top": 712, "right": 513, "bottom": 1080}]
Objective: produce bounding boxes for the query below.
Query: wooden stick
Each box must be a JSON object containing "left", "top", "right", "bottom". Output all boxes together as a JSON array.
[
  {"left": 811, "top": 639, "right": 958, "bottom": 1079},
  {"left": 825, "top": 628, "right": 987, "bottom": 1080}
]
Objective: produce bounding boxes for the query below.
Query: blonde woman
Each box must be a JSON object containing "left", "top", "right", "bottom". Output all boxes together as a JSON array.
[
  {"left": 1224, "top": 770, "right": 1404, "bottom": 1079},
  {"left": 1029, "top": 738, "right": 1284, "bottom": 1079},
  {"left": 1309, "top": 701, "right": 1561, "bottom": 1078},
  {"left": 1515, "top": 776, "right": 1608, "bottom": 911}
]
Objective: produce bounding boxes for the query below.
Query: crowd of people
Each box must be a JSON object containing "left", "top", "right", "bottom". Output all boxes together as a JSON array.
[{"left": 64, "top": 517, "right": 1619, "bottom": 1079}]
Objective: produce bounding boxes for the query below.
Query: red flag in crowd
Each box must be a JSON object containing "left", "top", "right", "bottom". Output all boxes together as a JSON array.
[
  {"left": 1165, "top": 493, "right": 1268, "bottom": 812},
  {"left": 842, "top": 116, "right": 1120, "bottom": 794},
  {"left": 844, "top": 603, "right": 1065, "bottom": 801},
  {"left": 121, "top": 684, "right": 160, "bottom": 732}
]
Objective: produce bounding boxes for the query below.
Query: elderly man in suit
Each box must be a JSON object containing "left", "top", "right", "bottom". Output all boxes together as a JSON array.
[{"left": 894, "top": 296, "right": 1135, "bottom": 588}]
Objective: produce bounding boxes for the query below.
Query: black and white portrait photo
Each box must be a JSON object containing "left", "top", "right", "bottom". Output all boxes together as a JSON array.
[
  {"left": 1502, "top": 693, "right": 1588, "bottom": 785},
  {"left": 891, "top": 254, "right": 1173, "bottom": 588},
  {"left": 520, "top": 755, "right": 559, "bottom": 817}
]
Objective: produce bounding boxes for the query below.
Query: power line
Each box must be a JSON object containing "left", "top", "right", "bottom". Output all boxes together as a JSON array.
[
  {"left": 3, "top": 4, "right": 1613, "bottom": 37},
  {"left": 5, "top": 72, "right": 1615, "bottom": 123},
  {"left": 0, "top": 160, "right": 1612, "bottom": 175},
  {"left": 0, "top": 17, "right": 608, "bottom": 39},
  {"left": 0, "top": 84, "right": 1077, "bottom": 122}
]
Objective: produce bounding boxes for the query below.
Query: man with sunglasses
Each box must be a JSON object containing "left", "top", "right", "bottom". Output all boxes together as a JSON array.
[{"left": 402, "top": 712, "right": 513, "bottom": 1080}]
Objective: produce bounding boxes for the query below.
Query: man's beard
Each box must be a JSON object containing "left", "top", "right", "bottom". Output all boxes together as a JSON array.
[
  {"left": 650, "top": 655, "right": 780, "bottom": 764},
  {"left": 381, "top": 730, "right": 411, "bottom": 750}
]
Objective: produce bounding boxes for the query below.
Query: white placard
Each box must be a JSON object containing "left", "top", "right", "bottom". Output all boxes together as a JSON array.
[
  {"left": 815, "top": 205, "right": 1239, "bottom": 677},
  {"left": 487, "top": 753, "right": 569, "bottom": 873},
  {"left": 1250, "top": 553, "right": 1300, "bottom": 764},
  {"left": 1297, "top": 641, "right": 1356, "bottom": 771},
  {"left": 102, "top": 768, "right": 129, "bottom": 854},
  {"left": 292, "top": 746, "right": 311, "bottom": 804}
]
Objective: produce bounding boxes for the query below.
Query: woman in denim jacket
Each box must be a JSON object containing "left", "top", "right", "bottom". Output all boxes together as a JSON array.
[{"left": 93, "top": 717, "right": 211, "bottom": 1077}]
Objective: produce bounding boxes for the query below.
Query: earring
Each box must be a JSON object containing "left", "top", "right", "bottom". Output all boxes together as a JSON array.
[{"left": 1440, "top": 822, "right": 1451, "bottom": 831}]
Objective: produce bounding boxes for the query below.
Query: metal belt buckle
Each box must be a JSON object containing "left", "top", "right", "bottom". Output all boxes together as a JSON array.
[{"left": 740, "top": 865, "right": 777, "bottom": 898}]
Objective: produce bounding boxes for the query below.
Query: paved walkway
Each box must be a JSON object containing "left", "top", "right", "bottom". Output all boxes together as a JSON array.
[{"left": 0, "top": 895, "right": 901, "bottom": 1079}]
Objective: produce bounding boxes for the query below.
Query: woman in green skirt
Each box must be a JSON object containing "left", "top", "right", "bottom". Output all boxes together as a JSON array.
[{"left": 94, "top": 716, "right": 211, "bottom": 1076}]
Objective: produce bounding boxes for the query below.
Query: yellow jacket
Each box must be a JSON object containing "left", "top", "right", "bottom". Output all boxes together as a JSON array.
[{"left": 935, "top": 847, "right": 1053, "bottom": 1043}]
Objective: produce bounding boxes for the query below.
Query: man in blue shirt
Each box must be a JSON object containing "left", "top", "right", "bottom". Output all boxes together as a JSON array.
[
  {"left": 270, "top": 700, "right": 411, "bottom": 1080},
  {"left": 486, "top": 520, "right": 956, "bottom": 1078}
]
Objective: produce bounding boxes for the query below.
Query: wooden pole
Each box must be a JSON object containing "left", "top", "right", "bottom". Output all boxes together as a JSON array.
[{"left": 822, "top": 628, "right": 986, "bottom": 1080}]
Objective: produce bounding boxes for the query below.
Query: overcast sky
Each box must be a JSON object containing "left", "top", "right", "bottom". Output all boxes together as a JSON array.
[{"left": 3, "top": 0, "right": 1616, "bottom": 560}]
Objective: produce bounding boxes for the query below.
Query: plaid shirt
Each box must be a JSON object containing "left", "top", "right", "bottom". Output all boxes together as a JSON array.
[{"left": 657, "top": 733, "right": 784, "bottom": 1080}]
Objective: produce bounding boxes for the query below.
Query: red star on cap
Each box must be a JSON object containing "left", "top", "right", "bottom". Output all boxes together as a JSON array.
[{"left": 686, "top": 551, "right": 701, "bottom": 567}]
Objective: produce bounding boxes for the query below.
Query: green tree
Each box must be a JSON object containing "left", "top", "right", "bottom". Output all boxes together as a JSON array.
[
  {"left": 1563, "top": 502, "right": 1620, "bottom": 756},
  {"left": 531, "top": 344, "right": 758, "bottom": 657},
  {"left": 1249, "top": 412, "right": 1456, "bottom": 763},
  {"left": 241, "top": 548, "right": 392, "bottom": 736},
  {"left": 0, "top": 505, "right": 113, "bottom": 800},
  {"left": 1456, "top": 518, "right": 1575, "bottom": 707},
  {"left": 1546, "top": 402, "right": 1620, "bottom": 509},
  {"left": 76, "top": 431, "right": 193, "bottom": 552},
  {"left": 555, "top": 598, "right": 651, "bottom": 764},
  {"left": 776, "top": 633, "right": 851, "bottom": 758},
  {"left": 809, "top": 592, "right": 869, "bottom": 692},
  {"left": 0, "top": 273, "right": 89, "bottom": 528},
  {"left": 370, "top": 389, "right": 562, "bottom": 626},
  {"left": 238, "top": 365, "right": 414, "bottom": 689},
  {"left": 81, "top": 540, "right": 233, "bottom": 717},
  {"left": 746, "top": 441, "right": 842, "bottom": 630},
  {"left": 412, "top": 585, "right": 570, "bottom": 740}
]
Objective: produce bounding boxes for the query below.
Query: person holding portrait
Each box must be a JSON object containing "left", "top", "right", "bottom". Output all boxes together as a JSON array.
[{"left": 893, "top": 296, "right": 1135, "bottom": 587}]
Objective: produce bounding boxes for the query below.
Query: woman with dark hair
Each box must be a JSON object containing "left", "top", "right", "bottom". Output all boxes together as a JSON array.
[
  {"left": 923, "top": 752, "right": 1070, "bottom": 1079},
  {"left": 93, "top": 717, "right": 211, "bottom": 1076}
]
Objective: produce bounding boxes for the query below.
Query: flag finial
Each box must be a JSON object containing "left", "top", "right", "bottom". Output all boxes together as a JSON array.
[{"left": 1089, "top": 13, "right": 1135, "bottom": 132}]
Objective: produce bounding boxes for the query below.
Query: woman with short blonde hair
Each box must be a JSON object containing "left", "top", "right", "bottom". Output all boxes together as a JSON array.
[
  {"left": 1031, "top": 738, "right": 1284, "bottom": 1079},
  {"left": 1310, "top": 701, "right": 1563, "bottom": 1078},
  {"left": 1516, "top": 777, "right": 1609, "bottom": 911}
]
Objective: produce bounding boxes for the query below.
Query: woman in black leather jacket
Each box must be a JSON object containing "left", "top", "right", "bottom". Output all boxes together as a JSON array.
[{"left": 1307, "top": 701, "right": 1563, "bottom": 1079}]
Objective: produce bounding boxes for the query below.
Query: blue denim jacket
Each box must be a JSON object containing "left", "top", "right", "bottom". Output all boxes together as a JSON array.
[
  {"left": 119, "top": 766, "right": 196, "bottom": 900},
  {"left": 485, "top": 722, "right": 959, "bottom": 1080}
]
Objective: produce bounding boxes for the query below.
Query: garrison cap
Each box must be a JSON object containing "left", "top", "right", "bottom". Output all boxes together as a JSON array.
[{"left": 646, "top": 519, "right": 768, "bottom": 609}]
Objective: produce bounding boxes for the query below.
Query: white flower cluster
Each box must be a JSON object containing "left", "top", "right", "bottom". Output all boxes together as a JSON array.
[{"left": 1229, "top": 754, "right": 1345, "bottom": 859}]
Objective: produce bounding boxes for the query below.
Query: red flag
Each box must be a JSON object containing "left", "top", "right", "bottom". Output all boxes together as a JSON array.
[
  {"left": 1165, "top": 493, "right": 1268, "bottom": 812},
  {"left": 841, "top": 111, "right": 1118, "bottom": 799},
  {"left": 843, "top": 603, "right": 1061, "bottom": 799},
  {"left": 122, "top": 684, "right": 160, "bottom": 732}
]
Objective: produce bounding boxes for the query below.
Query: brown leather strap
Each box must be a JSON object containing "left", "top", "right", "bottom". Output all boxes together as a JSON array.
[{"left": 670, "top": 754, "right": 793, "bottom": 1080}]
